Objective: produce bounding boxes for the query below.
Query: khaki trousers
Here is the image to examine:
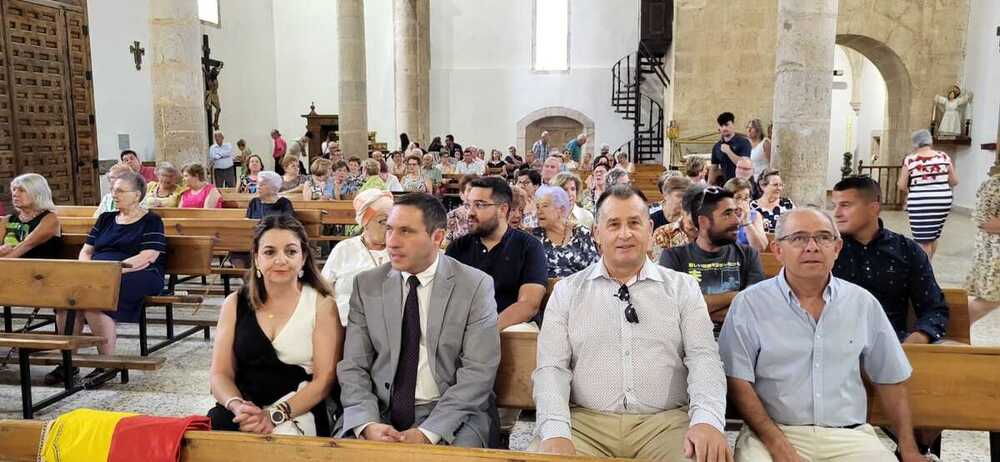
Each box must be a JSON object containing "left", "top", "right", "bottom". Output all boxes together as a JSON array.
[
  {"left": 735, "top": 424, "right": 896, "bottom": 462},
  {"left": 546, "top": 407, "right": 693, "bottom": 460}
]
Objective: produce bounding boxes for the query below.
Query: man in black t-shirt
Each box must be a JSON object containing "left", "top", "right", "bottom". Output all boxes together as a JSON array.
[
  {"left": 659, "top": 185, "right": 764, "bottom": 326},
  {"left": 445, "top": 177, "right": 547, "bottom": 330},
  {"left": 709, "top": 112, "right": 752, "bottom": 186}
]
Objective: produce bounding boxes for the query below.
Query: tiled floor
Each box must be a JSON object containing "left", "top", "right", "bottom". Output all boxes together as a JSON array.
[{"left": 0, "top": 211, "right": 994, "bottom": 460}]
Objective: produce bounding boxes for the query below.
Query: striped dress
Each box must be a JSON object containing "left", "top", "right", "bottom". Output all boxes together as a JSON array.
[{"left": 903, "top": 151, "right": 953, "bottom": 243}]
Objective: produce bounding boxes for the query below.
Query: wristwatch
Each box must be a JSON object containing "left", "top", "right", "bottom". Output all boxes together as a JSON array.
[{"left": 267, "top": 405, "right": 289, "bottom": 426}]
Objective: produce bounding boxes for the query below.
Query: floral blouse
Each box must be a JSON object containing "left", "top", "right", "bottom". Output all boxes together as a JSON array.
[
  {"left": 530, "top": 226, "right": 600, "bottom": 278},
  {"left": 750, "top": 197, "right": 795, "bottom": 233},
  {"left": 445, "top": 205, "right": 470, "bottom": 244}
]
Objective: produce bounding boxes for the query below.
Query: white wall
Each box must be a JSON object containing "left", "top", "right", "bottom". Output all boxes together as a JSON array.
[
  {"left": 88, "top": 0, "right": 154, "bottom": 163},
  {"left": 429, "top": 0, "right": 638, "bottom": 153},
  {"left": 827, "top": 46, "right": 852, "bottom": 187},
  {"left": 203, "top": 0, "right": 278, "bottom": 168},
  {"left": 952, "top": 0, "right": 1000, "bottom": 211},
  {"left": 854, "top": 58, "right": 887, "bottom": 166}
]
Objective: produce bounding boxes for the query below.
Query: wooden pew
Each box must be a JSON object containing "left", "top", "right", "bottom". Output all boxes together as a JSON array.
[
  {"left": 59, "top": 217, "right": 254, "bottom": 253},
  {"left": 0, "top": 259, "right": 127, "bottom": 418},
  {"left": 0, "top": 419, "right": 624, "bottom": 462},
  {"left": 868, "top": 344, "right": 1000, "bottom": 430},
  {"left": 760, "top": 252, "right": 781, "bottom": 278},
  {"left": 219, "top": 194, "right": 356, "bottom": 241},
  {"left": 54, "top": 206, "right": 324, "bottom": 242}
]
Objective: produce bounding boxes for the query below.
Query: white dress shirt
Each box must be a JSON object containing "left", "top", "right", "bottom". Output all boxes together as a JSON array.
[
  {"left": 321, "top": 236, "right": 389, "bottom": 326},
  {"left": 533, "top": 258, "right": 727, "bottom": 441},
  {"left": 454, "top": 159, "right": 485, "bottom": 175},
  {"left": 209, "top": 142, "right": 235, "bottom": 169},
  {"left": 355, "top": 255, "right": 442, "bottom": 443}
]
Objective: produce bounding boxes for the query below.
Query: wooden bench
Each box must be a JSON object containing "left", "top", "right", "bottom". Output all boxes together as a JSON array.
[
  {"left": 57, "top": 234, "right": 216, "bottom": 356},
  {"left": 493, "top": 331, "right": 1000, "bottom": 434},
  {"left": 54, "top": 206, "right": 324, "bottom": 240},
  {"left": 0, "top": 259, "right": 140, "bottom": 418},
  {"left": 220, "top": 195, "right": 356, "bottom": 241},
  {"left": 0, "top": 419, "right": 624, "bottom": 462},
  {"left": 59, "top": 217, "right": 255, "bottom": 254}
]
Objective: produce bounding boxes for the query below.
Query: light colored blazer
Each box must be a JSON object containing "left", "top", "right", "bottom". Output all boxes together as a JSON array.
[{"left": 336, "top": 255, "right": 500, "bottom": 445}]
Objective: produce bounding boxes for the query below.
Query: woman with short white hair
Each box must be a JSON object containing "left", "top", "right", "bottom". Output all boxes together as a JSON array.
[
  {"left": 0, "top": 173, "right": 62, "bottom": 258},
  {"left": 550, "top": 172, "right": 594, "bottom": 228},
  {"left": 321, "top": 189, "right": 392, "bottom": 325},
  {"left": 144, "top": 162, "right": 185, "bottom": 208},
  {"left": 246, "top": 171, "right": 293, "bottom": 220},
  {"left": 530, "top": 185, "right": 599, "bottom": 278},
  {"left": 897, "top": 129, "right": 958, "bottom": 259}
]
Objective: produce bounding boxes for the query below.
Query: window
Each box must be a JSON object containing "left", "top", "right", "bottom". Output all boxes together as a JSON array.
[
  {"left": 533, "top": 0, "right": 569, "bottom": 71},
  {"left": 198, "top": 0, "right": 220, "bottom": 25}
]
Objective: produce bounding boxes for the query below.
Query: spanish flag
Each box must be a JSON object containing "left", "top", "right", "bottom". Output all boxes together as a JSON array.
[{"left": 37, "top": 409, "right": 210, "bottom": 462}]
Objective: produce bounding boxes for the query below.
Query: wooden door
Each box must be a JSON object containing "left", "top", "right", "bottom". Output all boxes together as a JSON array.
[
  {"left": 524, "top": 116, "right": 583, "bottom": 157},
  {"left": 0, "top": 0, "right": 97, "bottom": 207},
  {"left": 640, "top": 0, "right": 672, "bottom": 57}
]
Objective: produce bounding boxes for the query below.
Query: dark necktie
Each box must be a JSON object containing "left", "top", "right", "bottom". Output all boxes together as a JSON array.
[{"left": 390, "top": 275, "right": 421, "bottom": 430}]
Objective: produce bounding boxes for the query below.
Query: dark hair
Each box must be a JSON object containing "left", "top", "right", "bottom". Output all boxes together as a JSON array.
[
  {"left": 247, "top": 215, "right": 333, "bottom": 311},
  {"left": 182, "top": 163, "right": 207, "bottom": 181},
  {"left": 303, "top": 131, "right": 314, "bottom": 140},
  {"left": 445, "top": 134, "right": 455, "bottom": 142},
  {"left": 120, "top": 149, "right": 138, "bottom": 161},
  {"left": 459, "top": 174, "right": 479, "bottom": 191},
  {"left": 347, "top": 156, "right": 361, "bottom": 164},
  {"left": 394, "top": 192, "right": 447, "bottom": 233},
  {"left": 237, "top": 139, "right": 247, "bottom": 148},
  {"left": 595, "top": 184, "right": 648, "bottom": 221},
  {"left": 758, "top": 169, "right": 781, "bottom": 187},
  {"left": 333, "top": 160, "right": 349, "bottom": 171},
  {"left": 683, "top": 185, "right": 734, "bottom": 229},
  {"left": 517, "top": 169, "right": 542, "bottom": 187},
  {"left": 399, "top": 133, "right": 410, "bottom": 151},
  {"left": 245, "top": 154, "right": 264, "bottom": 169},
  {"left": 469, "top": 176, "right": 513, "bottom": 206},
  {"left": 834, "top": 175, "right": 882, "bottom": 203},
  {"left": 717, "top": 112, "right": 735, "bottom": 126}
]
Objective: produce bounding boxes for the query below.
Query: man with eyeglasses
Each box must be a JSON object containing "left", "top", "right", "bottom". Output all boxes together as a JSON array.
[
  {"left": 734, "top": 157, "right": 762, "bottom": 200},
  {"left": 533, "top": 184, "right": 730, "bottom": 461},
  {"left": 659, "top": 185, "right": 764, "bottom": 333},
  {"left": 719, "top": 207, "right": 923, "bottom": 462}
]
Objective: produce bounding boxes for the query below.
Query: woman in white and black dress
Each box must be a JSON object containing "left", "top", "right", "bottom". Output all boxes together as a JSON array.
[{"left": 209, "top": 215, "right": 342, "bottom": 436}]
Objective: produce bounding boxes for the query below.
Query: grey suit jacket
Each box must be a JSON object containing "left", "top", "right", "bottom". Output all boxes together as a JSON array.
[{"left": 336, "top": 254, "right": 500, "bottom": 445}]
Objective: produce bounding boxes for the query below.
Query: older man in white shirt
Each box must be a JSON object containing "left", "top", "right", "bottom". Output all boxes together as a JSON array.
[
  {"left": 533, "top": 184, "right": 732, "bottom": 461},
  {"left": 209, "top": 130, "right": 236, "bottom": 188}
]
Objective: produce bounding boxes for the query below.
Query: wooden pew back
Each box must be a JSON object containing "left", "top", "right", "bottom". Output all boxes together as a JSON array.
[
  {"left": 0, "top": 258, "right": 121, "bottom": 310},
  {"left": 54, "top": 206, "right": 324, "bottom": 240},
  {"left": 59, "top": 234, "right": 214, "bottom": 277},
  {"left": 868, "top": 344, "right": 1000, "bottom": 430},
  {"left": 0, "top": 419, "right": 624, "bottom": 461},
  {"left": 59, "top": 217, "right": 254, "bottom": 253},
  {"left": 220, "top": 194, "right": 355, "bottom": 226}
]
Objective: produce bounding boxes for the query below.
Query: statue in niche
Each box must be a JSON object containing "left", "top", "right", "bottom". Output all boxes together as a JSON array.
[
  {"left": 934, "top": 85, "right": 972, "bottom": 139},
  {"left": 204, "top": 62, "right": 224, "bottom": 130}
]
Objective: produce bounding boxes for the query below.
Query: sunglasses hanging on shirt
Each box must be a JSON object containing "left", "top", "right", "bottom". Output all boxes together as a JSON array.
[{"left": 616, "top": 284, "right": 639, "bottom": 324}]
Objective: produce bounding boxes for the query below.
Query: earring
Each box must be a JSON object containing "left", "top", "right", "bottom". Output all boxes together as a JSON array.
[
  {"left": 256, "top": 269, "right": 262, "bottom": 278},
  {"left": 298, "top": 270, "right": 305, "bottom": 279}
]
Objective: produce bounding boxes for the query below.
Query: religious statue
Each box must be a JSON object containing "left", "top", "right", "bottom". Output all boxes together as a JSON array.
[
  {"left": 934, "top": 85, "right": 972, "bottom": 138},
  {"left": 204, "top": 61, "right": 223, "bottom": 130}
]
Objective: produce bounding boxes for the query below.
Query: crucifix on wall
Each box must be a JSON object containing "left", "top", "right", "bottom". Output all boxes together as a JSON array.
[
  {"left": 129, "top": 41, "right": 144, "bottom": 70},
  {"left": 201, "top": 34, "right": 224, "bottom": 137}
]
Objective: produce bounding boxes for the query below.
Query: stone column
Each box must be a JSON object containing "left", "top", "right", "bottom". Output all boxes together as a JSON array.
[
  {"left": 338, "top": 0, "right": 370, "bottom": 159},
  {"left": 394, "top": 0, "right": 430, "bottom": 146},
  {"left": 150, "top": 0, "right": 208, "bottom": 167},
  {"left": 771, "top": 0, "right": 839, "bottom": 206}
]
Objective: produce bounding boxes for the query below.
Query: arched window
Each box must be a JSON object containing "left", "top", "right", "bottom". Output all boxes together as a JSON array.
[{"left": 533, "top": 0, "right": 569, "bottom": 72}]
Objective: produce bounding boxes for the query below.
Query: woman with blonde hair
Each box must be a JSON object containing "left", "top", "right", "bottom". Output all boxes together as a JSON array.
[
  {"left": 280, "top": 156, "right": 307, "bottom": 194},
  {"left": 746, "top": 118, "right": 771, "bottom": 178},
  {"left": 724, "top": 177, "right": 768, "bottom": 252},
  {"left": 0, "top": 173, "right": 61, "bottom": 259},
  {"left": 209, "top": 215, "right": 341, "bottom": 436},
  {"left": 303, "top": 158, "right": 334, "bottom": 200}
]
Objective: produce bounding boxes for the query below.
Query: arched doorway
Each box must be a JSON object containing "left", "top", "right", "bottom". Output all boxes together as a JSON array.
[
  {"left": 835, "top": 34, "right": 912, "bottom": 166},
  {"left": 827, "top": 45, "right": 888, "bottom": 187},
  {"left": 516, "top": 107, "right": 595, "bottom": 157}
]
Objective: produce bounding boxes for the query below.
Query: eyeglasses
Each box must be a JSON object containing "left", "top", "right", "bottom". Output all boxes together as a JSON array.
[
  {"left": 776, "top": 231, "right": 839, "bottom": 249},
  {"left": 469, "top": 201, "right": 499, "bottom": 210},
  {"left": 615, "top": 284, "right": 639, "bottom": 324}
]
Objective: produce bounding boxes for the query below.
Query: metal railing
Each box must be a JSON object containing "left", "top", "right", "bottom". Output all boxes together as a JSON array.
[{"left": 856, "top": 160, "right": 904, "bottom": 209}]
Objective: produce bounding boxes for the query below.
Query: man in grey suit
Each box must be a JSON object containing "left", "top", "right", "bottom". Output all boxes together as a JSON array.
[{"left": 337, "top": 192, "right": 501, "bottom": 447}]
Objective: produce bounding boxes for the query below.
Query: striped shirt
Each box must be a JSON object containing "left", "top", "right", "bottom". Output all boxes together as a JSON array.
[{"left": 903, "top": 151, "right": 952, "bottom": 189}]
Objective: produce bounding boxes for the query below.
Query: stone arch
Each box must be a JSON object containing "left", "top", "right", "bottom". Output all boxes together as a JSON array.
[
  {"left": 835, "top": 34, "right": 912, "bottom": 165},
  {"left": 516, "top": 107, "right": 595, "bottom": 158}
]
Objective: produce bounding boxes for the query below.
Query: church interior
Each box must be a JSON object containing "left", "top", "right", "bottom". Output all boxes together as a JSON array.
[{"left": 0, "top": 0, "right": 999, "bottom": 460}]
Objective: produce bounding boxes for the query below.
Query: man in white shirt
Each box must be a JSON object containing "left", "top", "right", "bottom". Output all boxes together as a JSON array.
[
  {"left": 533, "top": 184, "right": 731, "bottom": 461},
  {"left": 209, "top": 130, "right": 236, "bottom": 188},
  {"left": 337, "top": 193, "right": 501, "bottom": 448},
  {"left": 454, "top": 148, "right": 485, "bottom": 175}
]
